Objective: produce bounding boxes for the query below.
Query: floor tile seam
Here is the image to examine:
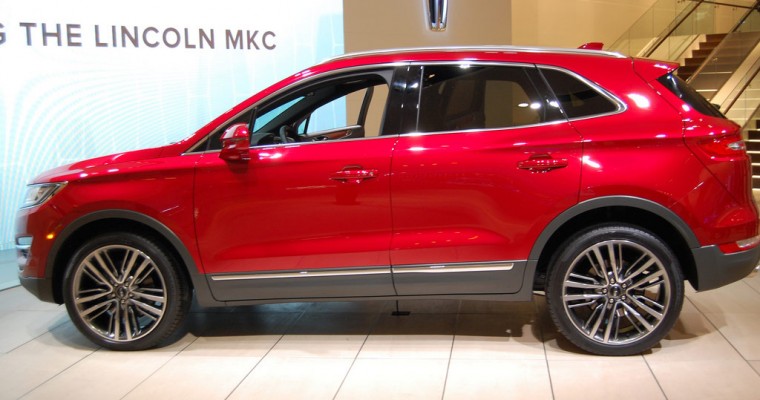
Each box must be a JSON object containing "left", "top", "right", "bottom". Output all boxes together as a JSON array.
[
  {"left": 4, "top": 316, "right": 70, "bottom": 354},
  {"left": 742, "top": 279, "right": 760, "bottom": 296},
  {"left": 224, "top": 306, "right": 309, "bottom": 400},
  {"left": 536, "top": 297, "right": 556, "bottom": 400},
  {"left": 352, "top": 355, "right": 457, "bottom": 361},
  {"left": 118, "top": 336, "right": 198, "bottom": 400},
  {"left": 331, "top": 311, "right": 384, "bottom": 400},
  {"left": 440, "top": 304, "right": 461, "bottom": 400},
  {"left": 18, "top": 345, "right": 100, "bottom": 399},
  {"left": 639, "top": 352, "right": 670, "bottom": 400},
  {"left": 685, "top": 296, "right": 752, "bottom": 365}
]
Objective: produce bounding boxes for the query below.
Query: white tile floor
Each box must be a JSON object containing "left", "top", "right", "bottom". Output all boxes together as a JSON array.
[
  {"left": 0, "top": 250, "right": 18, "bottom": 291},
  {"left": 0, "top": 273, "right": 759, "bottom": 400}
]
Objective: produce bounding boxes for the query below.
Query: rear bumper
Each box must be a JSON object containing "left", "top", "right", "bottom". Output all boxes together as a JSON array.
[
  {"left": 19, "top": 275, "right": 57, "bottom": 303},
  {"left": 691, "top": 244, "right": 760, "bottom": 291}
]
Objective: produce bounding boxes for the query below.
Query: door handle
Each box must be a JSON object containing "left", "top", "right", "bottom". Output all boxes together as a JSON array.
[
  {"left": 330, "top": 165, "right": 378, "bottom": 184},
  {"left": 518, "top": 155, "right": 568, "bottom": 173}
]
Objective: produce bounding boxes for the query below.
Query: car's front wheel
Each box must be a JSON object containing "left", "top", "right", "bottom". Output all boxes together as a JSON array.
[
  {"left": 546, "top": 224, "right": 684, "bottom": 356},
  {"left": 63, "top": 232, "right": 191, "bottom": 350}
]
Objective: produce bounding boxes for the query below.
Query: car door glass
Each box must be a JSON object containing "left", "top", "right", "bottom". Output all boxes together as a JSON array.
[
  {"left": 250, "top": 74, "right": 391, "bottom": 145},
  {"left": 253, "top": 96, "right": 305, "bottom": 132},
  {"left": 417, "top": 65, "right": 554, "bottom": 133},
  {"left": 302, "top": 83, "right": 390, "bottom": 139},
  {"left": 540, "top": 68, "right": 621, "bottom": 119}
]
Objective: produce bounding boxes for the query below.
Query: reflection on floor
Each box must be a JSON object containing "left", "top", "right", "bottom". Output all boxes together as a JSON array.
[
  {"left": 0, "top": 250, "right": 17, "bottom": 291},
  {"left": 0, "top": 273, "right": 759, "bottom": 400}
]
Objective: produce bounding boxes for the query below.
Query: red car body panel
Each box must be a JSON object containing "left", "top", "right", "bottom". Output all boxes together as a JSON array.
[
  {"left": 390, "top": 122, "right": 582, "bottom": 265},
  {"left": 193, "top": 138, "right": 396, "bottom": 274},
  {"left": 15, "top": 46, "right": 760, "bottom": 306}
]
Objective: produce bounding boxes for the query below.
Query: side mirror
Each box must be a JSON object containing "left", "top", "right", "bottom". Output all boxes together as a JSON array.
[{"left": 219, "top": 123, "right": 251, "bottom": 162}]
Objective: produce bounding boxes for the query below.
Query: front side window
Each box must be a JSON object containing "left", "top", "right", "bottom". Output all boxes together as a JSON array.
[
  {"left": 416, "top": 65, "right": 559, "bottom": 133},
  {"left": 198, "top": 70, "right": 393, "bottom": 151},
  {"left": 248, "top": 73, "right": 392, "bottom": 146}
]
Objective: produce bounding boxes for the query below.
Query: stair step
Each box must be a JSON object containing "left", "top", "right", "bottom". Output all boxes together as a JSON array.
[
  {"left": 746, "top": 141, "right": 760, "bottom": 151},
  {"left": 705, "top": 33, "right": 728, "bottom": 42},
  {"left": 684, "top": 58, "right": 705, "bottom": 67},
  {"left": 693, "top": 49, "right": 714, "bottom": 58}
]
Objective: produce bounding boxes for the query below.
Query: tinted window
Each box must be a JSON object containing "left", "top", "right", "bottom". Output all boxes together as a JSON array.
[
  {"left": 541, "top": 68, "right": 619, "bottom": 119},
  {"left": 250, "top": 74, "right": 390, "bottom": 145},
  {"left": 657, "top": 73, "right": 724, "bottom": 118},
  {"left": 417, "top": 65, "right": 555, "bottom": 133},
  {"left": 196, "top": 71, "right": 393, "bottom": 151}
]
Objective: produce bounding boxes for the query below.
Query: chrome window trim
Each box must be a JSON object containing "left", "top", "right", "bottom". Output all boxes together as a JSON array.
[
  {"left": 392, "top": 261, "right": 515, "bottom": 274},
  {"left": 398, "top": 120, "right": 568, "bottom": 138},
  {"left": 408, "top": 61, "right": 566, "bottom": 136},
  {"left": 413, "top": 61, "right": 627, "bottom": 119},
  {"left": 409, "top": 62, "right": 627, "bottom": 132},
  {"left": 183, "top": 63, "right": 407, "bottom": 154},
  {"left": 538, "top": 65, "right": 628, "bottom": 122},
  {"left": 191, "top": 133, "right": 398, "bottom": 155},
  {"left": 210, "top": 266, "right": 391, "bottom": 281},
  {"left": 185, "top": 59, "right": 629, "bottom": 154}
]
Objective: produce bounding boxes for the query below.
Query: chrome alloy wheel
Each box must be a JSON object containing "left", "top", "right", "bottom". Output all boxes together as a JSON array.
[
  {"left": 71, "top": 244, "right": 168, "bottom": 343},
  {"left": 561, "top": 239, "right": 671, "bottom": 346}
]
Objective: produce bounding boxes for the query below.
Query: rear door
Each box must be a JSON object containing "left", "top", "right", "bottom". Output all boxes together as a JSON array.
[{"left": 390, "top": 63, "right": 583, "bottom": 295}]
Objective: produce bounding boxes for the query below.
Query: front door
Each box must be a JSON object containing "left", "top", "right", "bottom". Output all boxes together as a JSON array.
[{"left": 194, "top": 68, "right": 402, "bottom": 301}]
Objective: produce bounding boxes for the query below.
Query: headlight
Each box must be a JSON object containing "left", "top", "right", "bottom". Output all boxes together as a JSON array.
[{"left": 21, "top": 183, "right": 66, "bottom": 209}]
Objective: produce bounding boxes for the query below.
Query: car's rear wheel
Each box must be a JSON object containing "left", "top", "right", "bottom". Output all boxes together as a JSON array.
[
  {"left": 546, "top": 224, "right": 684, "bottom": 356},
  {"left": 63, "top": 232, "right": 190, "bottom": 350}
]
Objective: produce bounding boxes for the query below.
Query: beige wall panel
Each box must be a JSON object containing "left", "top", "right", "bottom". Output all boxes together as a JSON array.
[
  {"left": 344, "top": 0, "right": 512, "bottom": 53},
  {"left": 511, "top": 0, "right": 657, "bottom": 48}
]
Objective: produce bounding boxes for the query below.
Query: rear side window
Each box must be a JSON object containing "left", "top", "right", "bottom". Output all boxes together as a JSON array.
[
  {"left": 416, "top": 65, "right": 560, "bottom": 133},
  {"left": 656, "top": 73, "right": 724, "bottom": 118},
  {"left": 541, "top": 68, "right": 620, "bottom": 119}
]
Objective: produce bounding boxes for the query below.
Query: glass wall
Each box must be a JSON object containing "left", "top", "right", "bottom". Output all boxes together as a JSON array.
[
  {"left": 609, "top": 0, "right": 758, "bottom": 58},
  {"left": 0, "top": 0, "right": 344, "bottom": 249},
  {"left": 0, "top": 0, "right": 344, "bottom": 288}
]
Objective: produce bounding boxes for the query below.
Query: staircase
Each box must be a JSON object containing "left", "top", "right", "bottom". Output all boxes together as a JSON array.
[
  {"left": 746, "top": 120, "right": 760, "bottom": 190},
  {"left": 677, "top": 33, "right": 727, "bottom": 82},
  {"left": 724, "top": 85, "right": 760, "bottom": 128}
]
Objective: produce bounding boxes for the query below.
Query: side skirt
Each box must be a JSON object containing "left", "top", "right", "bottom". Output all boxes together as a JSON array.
[{"left": 200, "top": 260, "right": 536, "bottom": 306}]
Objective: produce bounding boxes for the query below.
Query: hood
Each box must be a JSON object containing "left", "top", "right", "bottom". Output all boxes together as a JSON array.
[{"left": 32, "top": 146, "right": 166, "bottom": 183}]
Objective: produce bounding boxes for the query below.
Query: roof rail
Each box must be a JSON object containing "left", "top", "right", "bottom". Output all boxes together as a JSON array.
[{"left": 325, "top": 45, "right": 626, "bottom": 63}]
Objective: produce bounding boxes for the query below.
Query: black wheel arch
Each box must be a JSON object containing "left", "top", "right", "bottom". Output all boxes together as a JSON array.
[
  {"left": 46, "top": 209, "right": 215, "bottom": 305},
  {"left": 530, "top": 196, "right": 699, "bottom": 291}
]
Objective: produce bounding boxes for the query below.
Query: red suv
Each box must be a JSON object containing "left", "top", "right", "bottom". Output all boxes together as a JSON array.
[{"left": 16, "top": 46, "right": 760, "bottom": 355}]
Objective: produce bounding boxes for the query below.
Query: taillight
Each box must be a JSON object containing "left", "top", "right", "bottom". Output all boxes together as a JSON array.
[
  {"left": 684, "top": 120, "right": 752, "bottom": 205},
  {"left": 718, "top": 234, "right": 760, "bottom": 254},
  {"left": 696, "top": 134, "right": 746, "bottom": 159}
]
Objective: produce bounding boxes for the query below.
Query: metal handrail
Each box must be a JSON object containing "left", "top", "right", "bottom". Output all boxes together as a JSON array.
[
  {"left": 642, "top": 0, "right": 759, "bottom": 58},
  {"left": 687, "top": 1, "right": 759, "bottom": 86},
  {"left": 721, "top": 45, "right": 760, "bottom": 112},
  {"left": 642, "top": 0, "right": 704, "bottom": 57},
  {"left": 729, "top": 1, "right": 760, "bottom": 32}
]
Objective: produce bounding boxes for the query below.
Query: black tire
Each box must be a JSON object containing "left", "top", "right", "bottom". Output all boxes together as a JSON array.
[
  {"left": 545, "top": 224, "right": 684, "bottom": 356},
  {"left": 63, "top": 232, "right": 191, "bottom": 350}
]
